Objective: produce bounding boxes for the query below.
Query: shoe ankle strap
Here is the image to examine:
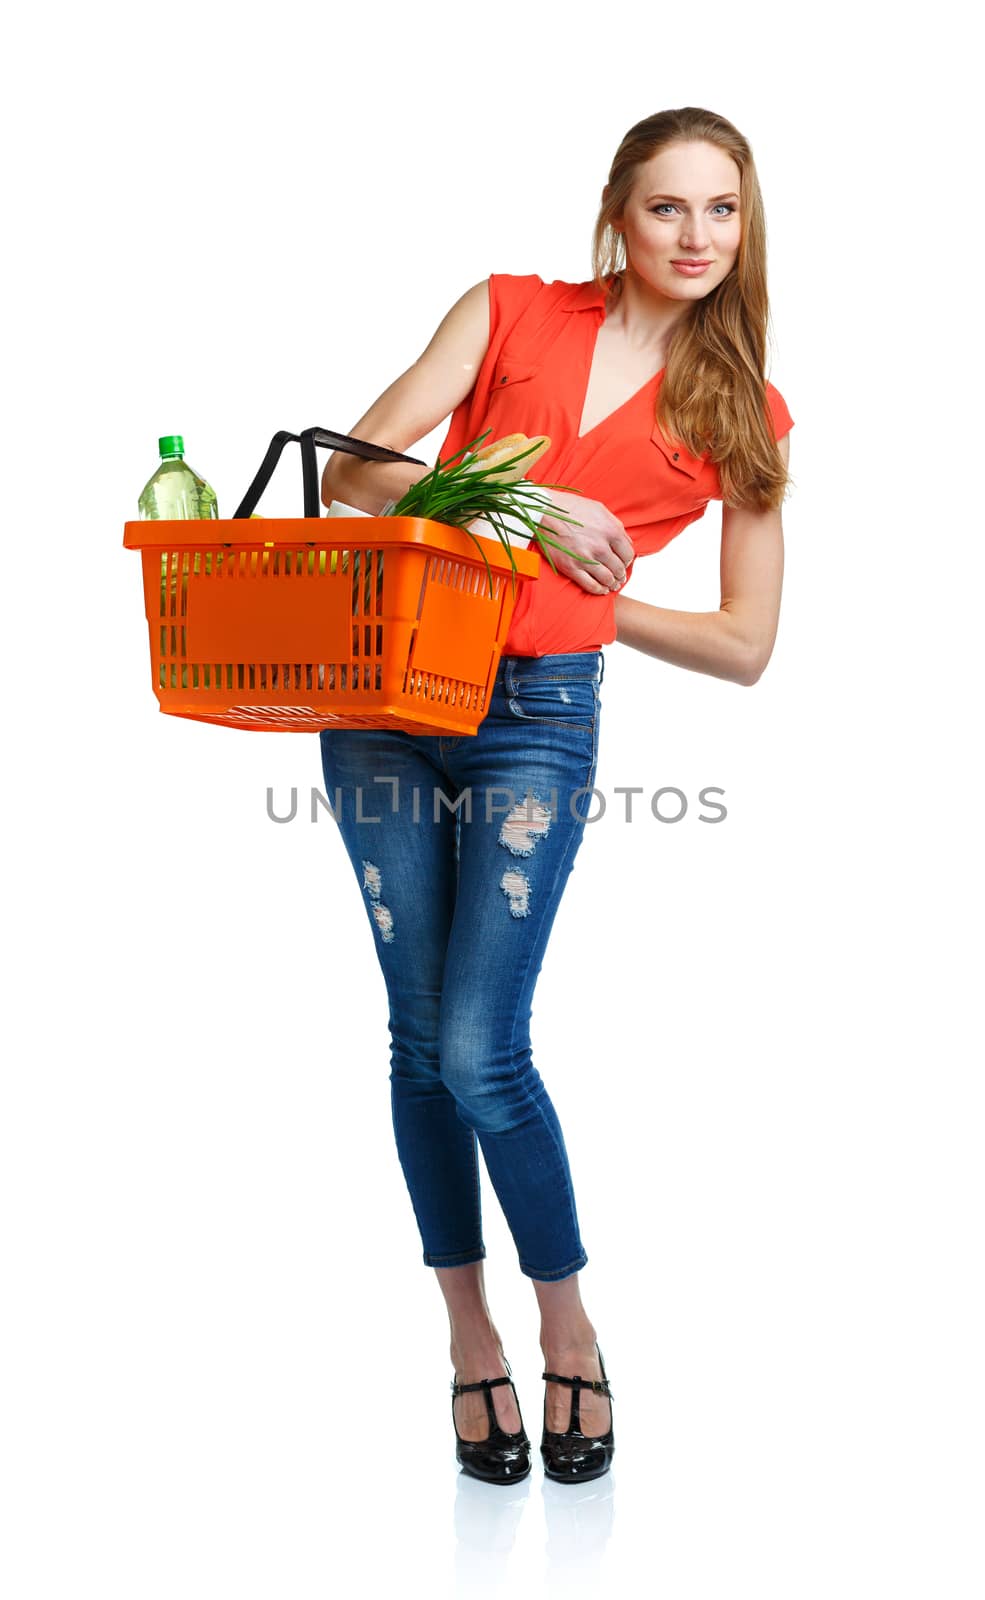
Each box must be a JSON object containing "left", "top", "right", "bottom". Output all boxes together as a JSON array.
[
  {"left": 542, "top": 1370, "right": 613, "bottom": 1397},
  {"left": 451, "top": 1374, "right": 515, "bottom": 1396}
]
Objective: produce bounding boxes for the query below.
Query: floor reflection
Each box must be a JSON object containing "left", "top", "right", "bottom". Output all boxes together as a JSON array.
[{"left": 449, "top": 1461, "right": 616, "bottom": 1593}]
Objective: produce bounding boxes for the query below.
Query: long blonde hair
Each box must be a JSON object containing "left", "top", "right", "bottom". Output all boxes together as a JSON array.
[{"left": 591, "top": 107, "right": 792, "bottom": 511}]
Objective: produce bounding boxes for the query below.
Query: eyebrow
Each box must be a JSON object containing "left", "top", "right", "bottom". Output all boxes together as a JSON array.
[{"left": 645, "top": 192, "right": 740, "bottom": 203}]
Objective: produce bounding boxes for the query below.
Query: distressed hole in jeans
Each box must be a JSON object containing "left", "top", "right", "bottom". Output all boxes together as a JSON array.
[
  {"left": 500, "top": 868, "right": 531, "bottom": 918},
  {"left": 498, "top": 794, "right": 552, "bottom": 858},
  {"left": 361, "top": 859, "right": 395, "bottom": 942}
]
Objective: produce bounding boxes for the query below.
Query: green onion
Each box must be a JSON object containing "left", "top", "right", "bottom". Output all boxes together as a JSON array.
[{"left": 389, "top": 430, "right": 604, "bottom": 599}]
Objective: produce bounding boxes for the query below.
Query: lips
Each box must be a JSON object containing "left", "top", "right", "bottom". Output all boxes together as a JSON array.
[{"left": 672, "top": 260, "right": 712, "bottom": 266}]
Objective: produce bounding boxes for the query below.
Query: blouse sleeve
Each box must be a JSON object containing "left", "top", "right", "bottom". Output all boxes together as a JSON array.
[
  {"left": 487, "top": 273, "right": 545, "bottom": 347},
  {"left": 433, "top": 273, "right": 545, "bottom": 472},
  {"left": 765, "top": 381, "right": 794, "bottom": 442}
]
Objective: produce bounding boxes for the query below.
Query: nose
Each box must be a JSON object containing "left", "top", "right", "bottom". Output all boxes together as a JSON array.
[{"left": 679, "top": 217, "right": 711, "bottom": 250}]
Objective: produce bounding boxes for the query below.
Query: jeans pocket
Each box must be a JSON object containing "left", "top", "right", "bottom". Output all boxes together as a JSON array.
[{"left": 509, "top": 674, "right": 598, "bottom": 731}]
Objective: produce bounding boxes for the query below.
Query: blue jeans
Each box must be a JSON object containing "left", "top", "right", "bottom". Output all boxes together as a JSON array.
[{"left": 317, "top": 649, "right": 606, "bottom": 1282}]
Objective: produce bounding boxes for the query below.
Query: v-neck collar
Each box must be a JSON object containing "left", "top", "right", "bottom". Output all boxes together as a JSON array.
[
  {"left": 576, "top": 338, "right": 665, "bottom": 441},
  {"left": 556, "top": 276, "right": 707, "bottom": 474},
  {"left": 572, "top": 280, "right": 665, "bottom": 441}
]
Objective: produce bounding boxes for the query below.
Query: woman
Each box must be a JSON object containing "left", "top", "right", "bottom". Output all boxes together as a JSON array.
[{"left": 318, "top": 106, "right": 794, "bottom": 1485}]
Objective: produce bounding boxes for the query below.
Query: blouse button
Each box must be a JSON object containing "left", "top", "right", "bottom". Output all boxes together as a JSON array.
[
  {"left": 673, "top": 451, "right": 679, "bottom": 459},
  {"left": 501, "top": 376, "right": 508, "bottom": 384}
]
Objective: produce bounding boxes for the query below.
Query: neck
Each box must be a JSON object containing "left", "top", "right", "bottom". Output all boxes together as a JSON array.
[{"left": 605, "top": 267, "right": 693, "bottom": 354}]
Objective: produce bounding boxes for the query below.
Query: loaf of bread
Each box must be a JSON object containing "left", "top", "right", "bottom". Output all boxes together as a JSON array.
[{"left": 466, "top": 432, "right": 551, "bottom": 483}]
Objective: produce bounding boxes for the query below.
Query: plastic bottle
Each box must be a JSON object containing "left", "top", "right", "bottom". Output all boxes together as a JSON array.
[{"left": 138, "top": 435, "right": 218, "bottom": 519}]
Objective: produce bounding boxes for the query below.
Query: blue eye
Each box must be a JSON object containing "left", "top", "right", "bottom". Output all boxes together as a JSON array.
[{"left": 650, "top": 203, "right": 736, "bottom": 216}]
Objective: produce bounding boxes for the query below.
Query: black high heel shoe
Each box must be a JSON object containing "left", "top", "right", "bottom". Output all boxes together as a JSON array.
[
  {"left": 540, "top": 1342, "right": 615, "bottom": 1482},
  {"left": 451, "top": 1357, "right": 532, "bottom": 1484}
]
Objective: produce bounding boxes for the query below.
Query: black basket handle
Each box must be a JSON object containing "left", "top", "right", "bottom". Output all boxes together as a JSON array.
[{"left": 232, "top": 427, "right": 429, "bottom": 519}]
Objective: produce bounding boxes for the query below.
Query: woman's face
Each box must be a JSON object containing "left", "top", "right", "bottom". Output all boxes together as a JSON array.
[{"left": 611, "top": 140, "right": 743, "bottom": 301}]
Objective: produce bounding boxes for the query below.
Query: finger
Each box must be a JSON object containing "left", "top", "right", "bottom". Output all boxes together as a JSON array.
[
  {"left": 563, "top": 563, "right": 625, "bottom": 595},
  {"left": 610, "top": 536, "right": 637, "bottom": 567},
  {"left": 537, "top": 525, "right": 629, "bottom": 589},
  {"left": 542, "top": 549, "right": 628, "bottom": 592},
  {"left": 574, "top": 556, "right": 628, "bottom": 589}
]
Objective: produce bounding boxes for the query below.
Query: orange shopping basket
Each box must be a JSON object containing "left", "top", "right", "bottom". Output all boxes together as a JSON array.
[{"left": 123, "top": 425, "right": 541, "bottom": 736}]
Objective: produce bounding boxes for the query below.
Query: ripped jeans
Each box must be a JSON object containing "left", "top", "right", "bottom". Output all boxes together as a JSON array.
[{"left": 317, "top": 649, "right": 605, "bottom": 1281}]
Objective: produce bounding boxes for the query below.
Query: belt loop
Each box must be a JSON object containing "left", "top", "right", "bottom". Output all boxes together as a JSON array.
[{"left": 598, "top": 648, "right": 606, "bottom": 685}]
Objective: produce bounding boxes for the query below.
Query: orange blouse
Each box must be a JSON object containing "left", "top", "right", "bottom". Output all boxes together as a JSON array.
[{"left": 435, "top": 272, "right": 795, "bottom": 657}]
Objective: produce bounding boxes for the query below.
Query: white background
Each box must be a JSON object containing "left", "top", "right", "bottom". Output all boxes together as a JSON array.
[{"left": 4, "top": 2, "right": 982, "bottom": 1596}]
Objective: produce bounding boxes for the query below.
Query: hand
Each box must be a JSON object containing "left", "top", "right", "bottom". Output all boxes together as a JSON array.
[{"left": 536, "top": 490, "right": 636, "bottom": 595}]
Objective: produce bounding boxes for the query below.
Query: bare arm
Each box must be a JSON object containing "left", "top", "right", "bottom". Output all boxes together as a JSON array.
[
  {"left": 612, "top": 432, "right": 790, "bottom": 686},
  {"left": 321, "top": 280, "right": 492, "bottom": 514}
]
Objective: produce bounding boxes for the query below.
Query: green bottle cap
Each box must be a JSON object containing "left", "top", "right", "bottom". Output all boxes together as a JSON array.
[{"left": 159, "top": 435, "right": 184, "bottom": 458}]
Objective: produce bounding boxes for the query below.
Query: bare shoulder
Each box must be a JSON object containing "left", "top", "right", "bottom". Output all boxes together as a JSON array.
[
  {"left": 416, "top": 279, "right": 490, "bottom": 368},
  {"left": 323, "top": 281, "right": 491, "bottom": 473}
]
